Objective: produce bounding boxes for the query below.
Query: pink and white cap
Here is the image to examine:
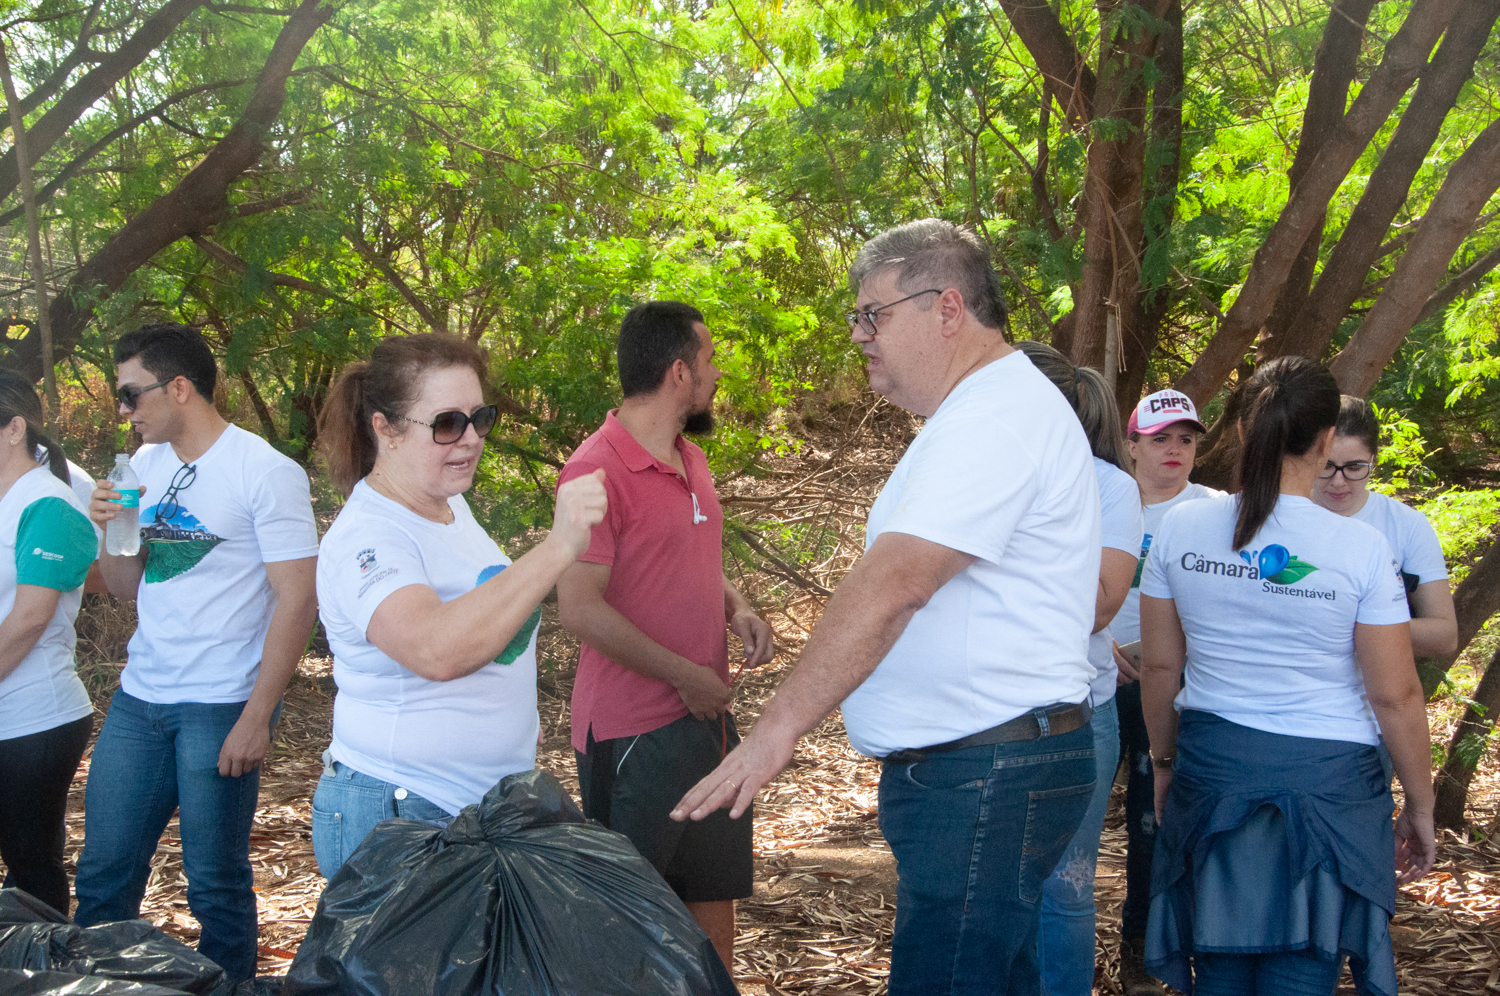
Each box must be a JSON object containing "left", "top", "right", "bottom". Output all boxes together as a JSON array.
[{"left": 1128, "top": 389, "right": 1207, "bottom": 436}]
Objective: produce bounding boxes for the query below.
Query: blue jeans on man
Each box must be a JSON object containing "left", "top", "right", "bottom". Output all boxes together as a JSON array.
[
  {"left": 878, "top": 719, "right": 1096, "bottom": 996},
  {"left": 74, "top": 689, "right": 279, "bottom": 982}
]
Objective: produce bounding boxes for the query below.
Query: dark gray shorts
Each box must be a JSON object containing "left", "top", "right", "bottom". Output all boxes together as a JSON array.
[{"left": 576, "top": 712, "right": 753, "bottom": 903}]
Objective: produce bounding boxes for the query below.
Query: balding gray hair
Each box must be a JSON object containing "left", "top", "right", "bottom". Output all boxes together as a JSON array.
[{"left": 848, "top": 219, "right": 1009, "bottom": 331}]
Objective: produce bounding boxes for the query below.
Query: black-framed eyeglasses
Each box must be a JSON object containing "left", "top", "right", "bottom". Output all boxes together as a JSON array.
[
  {"left": 158, "top": 463, "right": 196, "bottom": 522},
  {"left": 845, "top": 288, "right": 944, "bottom": 336},
  {"left": 399, "top": 404, "right": 498, "bottom": 445},
  {"left": 116, "top": 379, "right": 172, "bottom": 411},
  {"left": 1319, "top": 460, "right": 1373, "bottom": 482}
]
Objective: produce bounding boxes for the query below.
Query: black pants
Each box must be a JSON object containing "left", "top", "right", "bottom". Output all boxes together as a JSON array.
[
  {"left": 0, "top": 714, "right": 93, "bottom": 915},
  {"left": 1115, "top": 681, "right": 1156, "bottom": 941}
]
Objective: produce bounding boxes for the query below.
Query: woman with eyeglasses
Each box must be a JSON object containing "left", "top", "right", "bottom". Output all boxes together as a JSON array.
[
  {"left": 1139, "top": 358, "right": 1435, "bottom": 996},
  {"left": 1311, "top": 396, "right": 1457, "bottom": 659},
  {"left": 0, "top": 371, "right": 98, "bottom": 915},
  {"left": 311, "top": 334, "right": 606, "bottom": 877}
]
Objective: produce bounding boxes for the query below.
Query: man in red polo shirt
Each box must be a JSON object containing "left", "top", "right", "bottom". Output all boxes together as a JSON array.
[{"left": 556, "top": 301, "right": 775, "bottom": 973}]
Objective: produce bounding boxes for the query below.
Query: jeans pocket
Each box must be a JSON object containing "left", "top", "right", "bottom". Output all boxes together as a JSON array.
[
  {"left": 310, "top": 800, "right": 343, "bottom": 878},
  {"left": 1018, "top": 780, "right": 1096, "bottom": 904},
  {"left": 900, "top": 759, "right": 986, "bottom": 792}
]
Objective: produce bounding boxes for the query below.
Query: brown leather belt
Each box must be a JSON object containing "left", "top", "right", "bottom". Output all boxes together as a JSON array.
[{"left": 881, "top": 700, "right": 1094, "bottom": 766}]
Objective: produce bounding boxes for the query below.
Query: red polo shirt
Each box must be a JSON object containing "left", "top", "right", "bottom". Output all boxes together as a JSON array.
[{"left": 557, "top": 411, "right": 728, "bottom": 751}]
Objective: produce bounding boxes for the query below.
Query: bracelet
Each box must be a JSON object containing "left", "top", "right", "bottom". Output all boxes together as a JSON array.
[{"left": 1151, "top": 753, "right": 1175, "bottom": 769}]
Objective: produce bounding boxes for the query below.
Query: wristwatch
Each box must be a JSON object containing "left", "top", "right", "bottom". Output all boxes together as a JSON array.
[{"left": 1150, "top": 753, "right": 1175, "bottom": 770}]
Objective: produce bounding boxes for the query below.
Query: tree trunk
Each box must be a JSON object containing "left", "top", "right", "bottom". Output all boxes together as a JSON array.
[
  {"left": 0, "top": 40, "right": 58, "bottom": 426},
  {"left": 1116, "top": 0, "right": 1183, "bottom": 414},
  {"left": 4, "top": 0, "right": 336, "bottom": 378},
  {"left": 1173, "top": 0, "right": 1459, "bottom": 407},
  {"left": 0, "top": 0, "right": 209, "bottom": 202},
  {"left": 1068, "top": 0, "right": 1166, "bottom": 370},
  {"left": 1417, "top": 529, "right": 1500, "bottom": 697},
  {"left": 1433, "top": 645, "right": 1500, "bottom": 831},
  {"left": 1255, "top": 0, "right": 1378, "bottom": 360},
  {"left": 1330, "top": 116, "right": 1500, "bottom": 397},
  {"left": 1272, "top": 0, "right": 1500, "bottom": 364},
  {"left": 1415, "top": 240, "right": 1500, "bottom": 327},
  {"left": 994, "top": 0, "right": 1096, "bottom": 127}
]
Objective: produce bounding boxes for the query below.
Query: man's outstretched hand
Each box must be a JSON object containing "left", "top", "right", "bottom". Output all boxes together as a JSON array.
[{"left": 671, "top": 727, "right": 797, "bottom": 822}]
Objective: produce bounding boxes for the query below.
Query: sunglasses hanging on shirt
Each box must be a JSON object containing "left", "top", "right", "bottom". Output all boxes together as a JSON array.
[{"left": 158, "top": 462, "right": 197, "bottom": 522}]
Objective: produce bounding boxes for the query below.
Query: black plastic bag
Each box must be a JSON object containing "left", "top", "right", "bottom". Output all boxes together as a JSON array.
[
  {"left": 284, "top": 769, "right": 739, "bottom": 996},
  {"left": 0, "top": 968, "right": 191, "bottom": 995},
  {"left": 0, "top": 890, "right": 226, "bottom": 996}
]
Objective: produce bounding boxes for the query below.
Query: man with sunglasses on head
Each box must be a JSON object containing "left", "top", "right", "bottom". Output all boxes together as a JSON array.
[
  {"left": 671, "top": 220, "right": 1103, "bottom": 995},
  {"left": 75, "top": 323, "right": 319, "bottom": 985},
  {"left": 555, "top": 302, "right": 775, "bottom": 975}
]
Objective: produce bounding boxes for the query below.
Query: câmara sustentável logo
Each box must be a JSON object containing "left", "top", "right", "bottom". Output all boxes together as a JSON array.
[{"left": 1178, "top": 543, "right": 1320, "bottom": 586}]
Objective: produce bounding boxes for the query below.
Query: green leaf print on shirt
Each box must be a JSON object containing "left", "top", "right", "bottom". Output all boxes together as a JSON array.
[
  {"left": 1267, "top": 556, "right": 1319, "bottom": 586},
  {"left": 497, "top": 605, "right": 542, "bottom": 665}
]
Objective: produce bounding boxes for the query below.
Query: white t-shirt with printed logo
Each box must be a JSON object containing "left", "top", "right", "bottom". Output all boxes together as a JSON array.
[
  {"left": 1139, "top": 493, "right": 1410, "bottom": 745},
  {"left": 317, "top": 480, "right": 539, "bottom": 815},
  {"left": 1111, "top": 481, "right": 1223, "bottom": 647},
  {"left": 840, "top": 351, "right": 1102, "bottom": 758},
  {"left": 121, "top": 424, "right": 319, "bottom": 704},
  {"left": 1353, "top": 491, "right": 1448, "bottom": 587},
  {"left": 0, "top": 467, "right": 98, "bottom": 739},
  {"left": 1089, "top": 458, "right": 1145, "bottom": 705}
]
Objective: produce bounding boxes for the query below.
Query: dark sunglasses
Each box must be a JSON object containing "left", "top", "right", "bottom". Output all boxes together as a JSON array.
[
  {"left": 158, "top": 463, "right": 197, "bottom": 522},
  {"left": 399, "top": 404, "right": 498, "bottom": 444},
  {"left": 116, "top": 379, "right": 173, "bottom": 411}
]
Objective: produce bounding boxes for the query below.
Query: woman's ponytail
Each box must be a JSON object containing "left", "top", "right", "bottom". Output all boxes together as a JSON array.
[
  {"left": 318, "top": 361, "right": 374, "bottom": 497},
  {"left": 1015, "top": 340, "right": 1131, "bottom": 472},
  {"left": 1233, "top": 356, "right": 1340, "bottom": 550},
  {"left": 0, "top": 369, "right": 68, "bottom": 484}
]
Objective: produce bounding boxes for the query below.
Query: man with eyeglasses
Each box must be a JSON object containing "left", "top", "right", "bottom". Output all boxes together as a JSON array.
[
  {"left": 75, "top": 323, "right": 319, "bottom": 985},
  {"left": 672, "top": 220, "right": 1103, "bottom": 994},
  {"left": 555, "top": 301, "right": 775, "bottom": 974}
]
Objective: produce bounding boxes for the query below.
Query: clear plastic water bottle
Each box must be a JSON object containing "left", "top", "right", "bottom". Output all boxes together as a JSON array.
[{"left": 105, "top": 453, "right": 141, "bottom": 557}]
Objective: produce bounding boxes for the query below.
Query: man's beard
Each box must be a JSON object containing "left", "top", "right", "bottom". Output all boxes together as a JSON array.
[{"left": 683, "top": 408, "right": 714, "bottom": 436}]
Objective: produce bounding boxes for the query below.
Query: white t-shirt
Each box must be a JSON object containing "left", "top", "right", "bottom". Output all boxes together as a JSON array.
[
  {"left": 121, "top": 424, "right": 319, "bottom": 704},
  {"left": 841, "top": 352, "right": 1102, "bottom": 757},
  {"left": 1111, "top": 481, "right": 1223, "bottom": 646},
  {"left": 1352, "top": 491, "right": 1448, "bottom": 588},
  {"left": 317, "top": 480, "right": 540, "bottom": 815},
  {"left": 1089, "top": 458, "right": 1145, "bottom": 705},
  {"left": 65, "top": 459, "right": 102, "bottom": 548},
  {"left": 1139, "top": 494, "right": 1410, "bottom": 745},
  {"left": 0, "top": 467, "right": 98, "bottom": 739}
]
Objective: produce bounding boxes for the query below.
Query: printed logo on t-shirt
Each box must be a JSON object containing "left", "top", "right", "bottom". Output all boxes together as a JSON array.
[
  {"left": 477, "top": 564, "right": 541, "bottom": 665},
  {"left": 357, "top": 548, "right": 377, "bottom": 574},
  {"left": 1180, "top": 544, "right": 1333, "bottom": 600},
  {"left": 141, "top": 504, "right": 225, "bottom": 583},
  {"left": 1131, "top": 533, "right": 1153, "bottom": 589},
  {"left": 31, "top": 546, "right": 64, "bottom": 562}
]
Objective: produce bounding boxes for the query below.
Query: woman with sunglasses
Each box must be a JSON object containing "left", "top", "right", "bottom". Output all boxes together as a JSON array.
[
  {"left": 0, "top": 370, "right": 97, "bottom": 915},
  {"left": 1311, "top": 396, "right": 1456, "bottom": 659},
  {"left": 311, "top": 334, "right": 607, "bottom": 876}
]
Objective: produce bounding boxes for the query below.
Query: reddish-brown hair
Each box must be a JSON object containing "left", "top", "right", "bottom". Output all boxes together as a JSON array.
[{"left": 318, "top": 334, "right": 488, "bottom": 496}]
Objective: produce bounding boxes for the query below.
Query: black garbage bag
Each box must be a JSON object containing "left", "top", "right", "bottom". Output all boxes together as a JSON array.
[
  {"left": 283, "top": 769, "right": 739, "bottom": 996},
  {"left": 0, "top": 890, "right": 227, "bottom": 996},
  {"left": 0, "top": 968, "right": 191, "bottom": 995}
]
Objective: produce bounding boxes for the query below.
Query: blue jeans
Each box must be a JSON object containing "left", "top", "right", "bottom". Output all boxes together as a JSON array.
[
  {"left": 1194, "top": 951, "right": 1343, "bottom": 995},
  {"left": 879, "top": 719, "right": 1096, "bottom": 996},
  {"left": 1038, "top": 696, "right": 1120, "bottom": 996},
  {"left": 311, "top": 755, "right": 450, "bottom": 878},
  {"left": 74, "top": 689, "right": 280, "bottom": 983}
]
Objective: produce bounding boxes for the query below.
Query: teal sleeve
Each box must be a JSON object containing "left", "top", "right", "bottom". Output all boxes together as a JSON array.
[{"left": 15, "top": 497, "right": 96, "bottom": 591}]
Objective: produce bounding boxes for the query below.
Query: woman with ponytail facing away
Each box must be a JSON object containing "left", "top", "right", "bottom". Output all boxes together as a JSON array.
[
  {"left": 1138, "top": 357, "right": 1435, "bottom": 996},
  {"left": 0, "top": 370, "right": 99, "bottom": 914}
]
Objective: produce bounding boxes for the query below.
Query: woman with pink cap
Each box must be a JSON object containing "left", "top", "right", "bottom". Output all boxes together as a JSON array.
[{"left": 1110, "top": 387, "right": 1221, "bottom": 995}]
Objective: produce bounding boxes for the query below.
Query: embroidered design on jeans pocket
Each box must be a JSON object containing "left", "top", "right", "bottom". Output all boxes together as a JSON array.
[{"left": 1017, "top": 781, "right": 1095, "bottom": 904}]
